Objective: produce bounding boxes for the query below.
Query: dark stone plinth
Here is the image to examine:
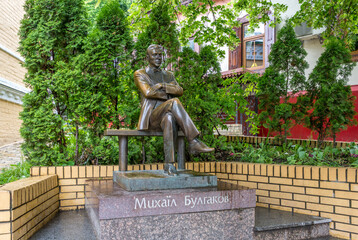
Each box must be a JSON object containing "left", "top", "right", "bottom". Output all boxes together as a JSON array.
[
  {"left": 85, "top": 180, "right": 256, "bottom": 240},
  {"left": 100, "top": 208, "right": 254, "bottom": 240},
  {"left": 113, "top": 170, "right": 217, "bottom": 191},
  {"left": 254, "top": 207, "right": 331, "bottom": 240}
]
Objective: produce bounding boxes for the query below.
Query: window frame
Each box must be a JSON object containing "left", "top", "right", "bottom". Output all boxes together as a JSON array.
[{"left": 242, "top": 23, "right": 265, "bottom": 70}]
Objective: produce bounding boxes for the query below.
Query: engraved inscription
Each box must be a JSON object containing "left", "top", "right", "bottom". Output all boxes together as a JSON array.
[
  {"left": 134, "top": 196, "right": 177, "bottom": 209},
  {"left": 184, "top": 194, "right": 230, "bottom": 208},
  {"left": 134, "top": 194, "right": 230, "bottom": 210}
]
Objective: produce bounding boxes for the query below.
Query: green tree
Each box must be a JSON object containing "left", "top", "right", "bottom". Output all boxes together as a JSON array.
[
  {"left": 305, "top": 37, "right": 357, "bottom": 147},
  {"left": 129, "top": 0, "right": 287, "bottom": 56},
  {"left": 132, "top": 0, "right": 262, "bottom": 159},
  {"left": 176, "top": 46, "right": 223, "bottom": 137},
  {"left": 74, "top": 0, "right": 138, "bottom": 164},
  {"left": 19, "top": 0, "right": 88, "bottom": 165},
  {"left": 291, "top": 0, "right": 358, "bottom": 48},
  {"left": 86, "top": 0, "right": 131, "bottom": 26},
  {"left": 133, "top": 0, "right": 180, "bottom": 69},
  {"left": 222, "top": 72, "right": 260, "bottom": 136},
  {"left": 175, "top": 46, "right": 259, "bottom": 159},
  {"left": 257, "top": 21, "right": 308, "bottom": 144}
]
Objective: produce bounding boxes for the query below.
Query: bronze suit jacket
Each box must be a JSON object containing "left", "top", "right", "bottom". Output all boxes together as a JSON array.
[{"left": 134, "top": 67, "right": 183, "bottom": 130}]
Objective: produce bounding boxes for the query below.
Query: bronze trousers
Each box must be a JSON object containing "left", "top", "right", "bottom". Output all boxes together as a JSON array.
[{"left": 149, "top": 98, "right": 200, "bottom": 164}]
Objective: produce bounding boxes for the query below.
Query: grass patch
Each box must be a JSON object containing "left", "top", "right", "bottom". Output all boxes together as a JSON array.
[{"left": 0, "top": 161, "right": 32, "bottom": 186}]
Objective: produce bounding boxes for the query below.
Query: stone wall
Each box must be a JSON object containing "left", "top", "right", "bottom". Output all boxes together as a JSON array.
[
  {"left": 0, "top": 175, "right": 59, "bottom": 240},
  {"left": 31, "top": 163, "right": 358, "bottom": 239}
]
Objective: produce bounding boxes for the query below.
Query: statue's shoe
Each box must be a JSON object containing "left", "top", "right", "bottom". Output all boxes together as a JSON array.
[
  {"left": 164, "top": 163, "right": 177, "bottom": 176},
  {"left": 189, "top": 139, "right": 215, "bottom": 154}
]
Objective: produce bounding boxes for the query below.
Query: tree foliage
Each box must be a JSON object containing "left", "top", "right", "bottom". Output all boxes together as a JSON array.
[
  {"left": 73, "top": 0, "right": 138, "bottom": 164},
  {"left": 222, "top": 72, "right": 260, "bottom": 136},
  {"left": 19, "top": 0, "right": 140, "bottom": 165},
  {"left": 176, "top": 46, "right": 223, "bottom": 138},
  {"left": 134, "top": 1, "right": 180, "bottom": 69},
  {"left": 78, "top": 0, "right": 136, "bottom": 131},
  {"left": 257, "top": 22, "right": 308, "bottom": 144},
  {"left": 18, "top": 0, "right": 284, "bottom": 165},
  {"left": 19, "top": 0, "right": 88, "bottom": 165},
  {"left": 233, "top": 0, "right": 287, "bottom": 30},
  {"left": 291, "top": 0, "right": 358, "bottom": 48},
  {"left": 21, "top": 0, "right": 357, "bottom": 166},
  {"left": 304, "top": 37, "right": 357, "bottom": 147},
  {"left": 129, "top": 0, "right": 287, "bottom": 56}
]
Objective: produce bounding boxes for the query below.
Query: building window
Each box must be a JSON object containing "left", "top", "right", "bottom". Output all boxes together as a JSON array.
[
  {"left": 228, "top": 21, "right": 271, "bottom": 71},
  {"left": 188, "top": 39, "right": 195, "bottom": 51},
  {"left": 243, "top": 23, "right": 265, "bottom": 69}
]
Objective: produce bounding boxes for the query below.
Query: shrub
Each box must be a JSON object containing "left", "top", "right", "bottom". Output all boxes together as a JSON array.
[
  {"left": 0, "top": 162, "right": 31, "bottom": 186},
  {"left": 257, "top": 21, "right": 308, "bottom": 144},
  {"left": 304, "top": 37, "right": 357, "bottom": 147}
]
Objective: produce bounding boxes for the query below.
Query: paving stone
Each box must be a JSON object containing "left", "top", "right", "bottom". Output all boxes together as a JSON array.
[{"left": 29, "top": 210, "right": 96, "bottom": 240}]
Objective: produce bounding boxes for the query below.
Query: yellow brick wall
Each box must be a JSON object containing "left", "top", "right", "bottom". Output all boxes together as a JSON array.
[
  {"left": 31, "top": 164, "right": 165, "bottom": 211},
  {"left": 0, "top": 0, "right": 26, "bottom": 87},
  {"left": 0, "top": 175, "right": 59, "bottom": 240},
  {"left": 0, "top": 99, "right": 23, "bottom": 146},
  {"left": 0, "top": 0, "right": 26, "bottom": 147},
  {"left": 207, "top": 162, "right": 357, "bottom": 240},
  {"left": 0, "top": 50, "right": 26, "bottom": 88},
  {"left": 32, "top": 163, "right": 358, "bottom": 239},
  {"left": 0, "top": 0, "right": 25, "bottom": 54}
]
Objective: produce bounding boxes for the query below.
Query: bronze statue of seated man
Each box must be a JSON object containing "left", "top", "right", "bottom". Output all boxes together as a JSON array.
[{"left": 134, "top": 44, "right": 214, "bottom": 175}]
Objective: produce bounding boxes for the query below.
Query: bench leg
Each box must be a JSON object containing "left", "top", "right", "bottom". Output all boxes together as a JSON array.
[
  {"left": 177, "top": 136, "right": 185, "bottom": 170},
  {"left": 118, "top": 136, "right": 128, "bottom": 171}
]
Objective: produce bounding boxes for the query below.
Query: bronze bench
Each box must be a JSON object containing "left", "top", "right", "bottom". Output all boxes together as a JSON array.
[{"left": 104, "top": 129, "right": 185, "bottom": 171}]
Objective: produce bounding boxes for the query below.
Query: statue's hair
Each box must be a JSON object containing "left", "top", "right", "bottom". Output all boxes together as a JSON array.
[{"left": 146, "top": 44, "right": 163, "bottom": 55}]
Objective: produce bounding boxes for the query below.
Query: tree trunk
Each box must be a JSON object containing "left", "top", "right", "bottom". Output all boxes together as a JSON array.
[
  {"left": 333, "top": 134, "right": 337, "bottom": 148},
  {"left": 75, "top": 124, "right": 79, "bottom": 164},
  {"left": 318, "top": 130, "right": 324, "bottom": 148},
  {"left": 142, "top": 137, "right": 146, "bottom": 164}
]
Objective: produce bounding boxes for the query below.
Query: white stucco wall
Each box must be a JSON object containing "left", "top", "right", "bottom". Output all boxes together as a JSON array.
[
  {"left": 220, "top": 47, "right": 229, "bottom": 72},
  {"left": 303, "top": 38, "right": 324, "bottom": 79},
  {"left": 349, "top": 63, "right": 358, "bottom": 86}
]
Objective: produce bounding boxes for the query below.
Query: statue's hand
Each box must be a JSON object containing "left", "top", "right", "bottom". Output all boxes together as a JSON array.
[
  {"left": 152, "top": 83, "right": 163, "bottom": 91},
  {"left": 153, "top": 83, "right": 166, "bottom": 91}
]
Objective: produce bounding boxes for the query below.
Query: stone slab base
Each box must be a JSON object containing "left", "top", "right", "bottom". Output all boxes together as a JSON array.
[
  {"left": 254, "top": 223, "right": 330, "bottom": 240},
  {"left": 113, "top": 170, "right": 217, "bottom": 191},
  {"left": 254, "top": 207, "right": 331, "bottom": 240}
]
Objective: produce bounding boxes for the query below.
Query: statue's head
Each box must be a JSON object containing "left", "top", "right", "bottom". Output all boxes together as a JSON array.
[{"left": 146, "top": 44, "right": 164, "bottom": 68}]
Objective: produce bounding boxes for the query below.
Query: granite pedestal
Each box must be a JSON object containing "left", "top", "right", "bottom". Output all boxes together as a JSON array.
[{"left": 85, "top": 180, "right": 256, "bottom": 240}]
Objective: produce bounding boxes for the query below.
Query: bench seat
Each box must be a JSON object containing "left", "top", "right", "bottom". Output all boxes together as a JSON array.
[{"left": 104, "top": 129, "right": 185, "bottom": 171}]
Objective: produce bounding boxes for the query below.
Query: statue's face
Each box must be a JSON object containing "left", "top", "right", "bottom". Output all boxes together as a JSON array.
[{"left": 147, "top": 48, "right": 163, "bottom": 68}]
